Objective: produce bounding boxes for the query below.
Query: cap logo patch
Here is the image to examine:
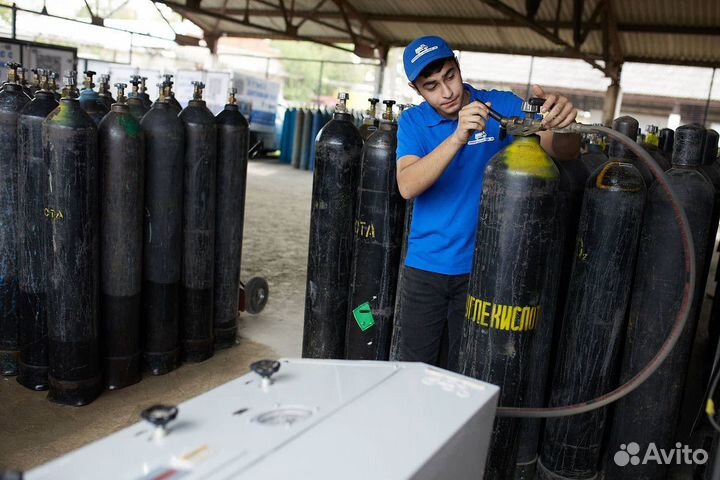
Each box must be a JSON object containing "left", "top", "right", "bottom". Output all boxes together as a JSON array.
[{"left": 411, "top": 44, "right": 439, "bottom": 63}]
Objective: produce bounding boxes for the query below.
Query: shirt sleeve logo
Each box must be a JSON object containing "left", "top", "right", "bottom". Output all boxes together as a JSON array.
[
  {"left": 467, "top": 131, "right": 495, "bottom": 145},
  {"left": 411, "top": 44, "right": 439, "bottom": 63}
]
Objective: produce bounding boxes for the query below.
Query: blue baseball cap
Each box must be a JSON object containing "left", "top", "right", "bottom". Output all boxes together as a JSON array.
[{"left": 403, "top": 36, "right": 455, "bottom": 82}]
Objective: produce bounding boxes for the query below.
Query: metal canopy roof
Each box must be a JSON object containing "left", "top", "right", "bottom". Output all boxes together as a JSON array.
[{"left": 156, "top": 0, "right": 720, "bottom": 80}]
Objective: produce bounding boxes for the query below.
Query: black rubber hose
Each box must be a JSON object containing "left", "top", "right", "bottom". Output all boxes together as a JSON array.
[{"left": 496, "top": 123, "right": 696, "bottom": 418}]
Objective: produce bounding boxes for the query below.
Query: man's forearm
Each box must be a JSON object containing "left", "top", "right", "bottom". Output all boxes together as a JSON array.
[{"left": 397, "top": 136, "right": 464, "bottom": 199}]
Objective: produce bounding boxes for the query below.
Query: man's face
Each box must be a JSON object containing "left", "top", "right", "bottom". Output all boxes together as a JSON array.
[{"left": 412, "top": 59, "right": 464, "bottom": 119}]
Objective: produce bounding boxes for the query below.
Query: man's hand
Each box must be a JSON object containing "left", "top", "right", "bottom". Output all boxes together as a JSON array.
[
  {"left": 451, "top": 101, "right": 492, "bottom": 145},
  {"left": 532, "top": 85, "right": 577, "bottom": 129}
]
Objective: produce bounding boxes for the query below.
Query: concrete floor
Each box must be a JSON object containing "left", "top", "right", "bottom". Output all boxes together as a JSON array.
[{"left": 1, "top": 158, "right": 310, "bottom": 472}]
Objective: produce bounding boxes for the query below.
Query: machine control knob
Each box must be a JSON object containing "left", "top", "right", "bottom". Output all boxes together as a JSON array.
[
  {"left": 141, "top": 404, "right": 178, "bottom": 440},
  {"left": 251, "top": 359, "right": 280, "bottom": 391}
]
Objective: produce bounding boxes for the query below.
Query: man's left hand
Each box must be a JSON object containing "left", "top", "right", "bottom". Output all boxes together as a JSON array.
[{"left": 532, "top": 85, "right": 577, "bottom": 129}]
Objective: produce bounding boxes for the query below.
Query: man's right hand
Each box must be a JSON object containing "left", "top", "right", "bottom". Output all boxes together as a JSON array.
[{"left": 451, "top": 101, "right": 492, "bottom": 145}]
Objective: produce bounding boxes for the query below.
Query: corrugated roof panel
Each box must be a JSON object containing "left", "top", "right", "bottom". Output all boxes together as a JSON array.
[
  {"left": 622, "top": 32, "right": 720, "bottom": 64},
  {"left": 351, "top": 0, "right": 501, "bottom": 19},
  {"left": 373, "top": 21, "right": 564, "bottom": 52},
  {"left": 614, "top": 0, "right": 720, "bottom": 27},
  {"left": 165, "top": 0, "right": 720, "bottom": 68}
]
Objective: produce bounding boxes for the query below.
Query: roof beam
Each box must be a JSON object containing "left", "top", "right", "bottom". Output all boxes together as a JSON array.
[
  {"left": 294, "top": 0, "right": 328, "bottom": 30},
  {"left": 203, "top": 9, "right": 720, "bottom": 36},
  {"left": 480, "top": 0, "right": 609, "bottom": 76},
  {"left": 526, "top": 0, "right": 543, "bottom": 20},
  {"left": 577, "top": 0, "right": 604, "bottom": 45},
  {"left": 573, "top": 0, "right": 584, "bottom": 46},
  {"left": 155, "top": 0, "right": 357, "bottom": 55},
  {"left": 328, "top": 0, "right": 387, "bottom": 49},
  {"left": 603, "top": 0, "right": 623, "bottom": 81},
  {"left": 335, "top": 0, "right": 358, "bottom": 45}
]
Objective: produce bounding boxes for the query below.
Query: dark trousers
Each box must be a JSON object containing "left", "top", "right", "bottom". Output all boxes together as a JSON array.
[{"left": 391, "top": 266, "right": 469, "bottom": 372}]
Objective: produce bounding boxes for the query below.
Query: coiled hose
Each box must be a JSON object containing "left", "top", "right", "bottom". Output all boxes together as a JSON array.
[{"left": 496, "top": 123, "right": 696, "bottom": 418}]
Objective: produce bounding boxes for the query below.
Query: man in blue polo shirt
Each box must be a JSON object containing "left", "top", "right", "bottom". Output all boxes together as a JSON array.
[{"left": 394, "top": 36, "right": 579, "bottom": 370}]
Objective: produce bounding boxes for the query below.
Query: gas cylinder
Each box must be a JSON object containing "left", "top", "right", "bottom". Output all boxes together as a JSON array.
[
  {"left": 160, "top": 74, "right": 182, "bottom": 113},
  {"left": 283, "top": 108, "right": 297, "bottom": 164},
  {"left": 308, "top": 109, "right": 326, "bottom": 171},
  {"left": 98, "top": 83, "right": 144, "bottom": 390},
  {"left": 127, "top": 75, "right": 149, "bottom": 121},
  {"left": 17, "top": 67, "right": 32, "bottom": 98},
  {"left": 538, "top": 123, "right": 646, "bottom": 480},
  {"left": 140, "top": 83, "right": 185, "bottom": 375},
  {"left": 515, "top": 155, "right": 589, "bottom": 479},
  {"left": 642, "top": 124, "right": 671, "bottom": 171},
  {"left": 580, "top": 131, "right": 607, "bottom": 174},
  {"left": 388, "top": 199, "right": 413, "bottom": 362},
  {"left": 29, "top": 68, "right": 40, "bottom": 97},
  {"left": 645, "top": 124, "right": 659, "bottom": 146},
  {"left": 279, "top": 108, "right": 292, "bottom": 163},
  {"left": 359, "top": 97, "right": 379, "bottom": 141},
  {"left": 659, "top": 128, "right": 674, "bottom": 166},
  {"left": 346, "top": 100, "right": 404, "bottom": 360},
  {"left": 291, "top": 108, "right": 306, "bottom": 168},
  {"left": 302, "top": 92, "right": 363, "bottom": 359},
  {"left": 179, "top": 81, "right": 217, "bottom": 363},
  {"left": 44, "top": 72, "right": 102, "bottom": 406},
  {"left": 49, "top": 71, "right": 61, "bottom": 101},
  {"left": 700, "top": 128, "right": 720, "bottom": 273},
  {"left": 458, "top": 99, "right": 560, "bottom": 480},
  {"left": 299, "top": 107, "right": 313, "bottom": 170},
  {"left": 138, "top": 76, "right": 152, "bottom": 110},
  {"left": 609, "top": 116, "right": 654, "bottom": 187},
  {"left": 0, "top": 62, "right": 31, "bottom": 377},
  {"left": 213, "top": 88, "right": 248, "bottom": 348},
  {"left": 79, "top": 70, "right": 109, "bottom": 125},
  {"left": 97, "top": 74, "right": 115, "bottom": 110},
  {"left": 603, "top": 124, "right": 714, "bottom": 480},
  {"left": 16, "top": 69, "right": 58, "bottom": 390}
]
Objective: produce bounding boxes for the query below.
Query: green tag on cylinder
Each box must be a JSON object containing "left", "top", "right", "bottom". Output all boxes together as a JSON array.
[{"left": 353, "top": 302, "right": 375, "bottom": 331}]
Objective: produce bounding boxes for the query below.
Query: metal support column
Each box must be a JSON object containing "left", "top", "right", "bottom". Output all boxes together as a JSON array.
[
  {"left": 375, "top": 61, "right": 385, "bottom": 96},
  {"left": 316, "top": 60, "right": 324, "bottom": 104},
  {"left": 11, "top": 3, "right": 17, "bottom": 39},
  {"left": 602, "top": 79, "right": 621, "bottom": 126}
]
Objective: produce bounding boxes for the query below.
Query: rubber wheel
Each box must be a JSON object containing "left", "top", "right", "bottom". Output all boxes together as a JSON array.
[{"left": 245, "top": 277, "right": 269, "bottom": 314}]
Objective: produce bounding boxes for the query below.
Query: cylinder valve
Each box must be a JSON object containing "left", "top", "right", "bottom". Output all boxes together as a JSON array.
[
  {"left": 335, "top": 92, "right": 349, "bottom": 113},
  {"left": 227, "top": 86, "right": 237, "bottom": 105},
  {"left": 4, "top": 62, "right": 21, "bottom": 83},
  {"left": 114, "top": 82, "right": 127, "bottom": 103},
  {"left": 191, "top": 80, "right": 205, "bottom": 100},
  {"left": 382, "top": 99, "right": 396, "bottom": 121}
]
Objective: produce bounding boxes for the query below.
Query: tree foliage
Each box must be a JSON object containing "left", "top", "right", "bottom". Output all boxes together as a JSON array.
[{"left": 272, "top": 40, "right": 377, "bottom": 105}]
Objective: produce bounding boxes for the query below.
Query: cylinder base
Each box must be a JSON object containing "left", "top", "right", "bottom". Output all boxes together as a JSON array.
[
  {"left": 515, "top": 456, "right": 538, "bottom": 480},
  {"left": 181, "top": 338, "right": 214, "bottom": 363},
  {"left": 143, "top": 349, "right": 179, "bottom": 376},
  {"left": 0, "top": 350, "right": 19, "bottom": 376},
  {"left": 536, "top": 458, "right": 598, "bottom": 480},
  {"left": 47, "top": 374, "right": 103, "bottom": 407},
  {"left": 213, "top": 322, "right": 237, "bottom": 350},
  {"left": 104, "top": 352, "right": 141, "bottom": 390},
  {"left": 17, "top": 360, "right": 49, "bottom": 390}
]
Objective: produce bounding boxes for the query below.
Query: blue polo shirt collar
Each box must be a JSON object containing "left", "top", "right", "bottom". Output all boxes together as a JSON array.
[{"left": 418, "top": 83, "right": 482, "bottom": 127}]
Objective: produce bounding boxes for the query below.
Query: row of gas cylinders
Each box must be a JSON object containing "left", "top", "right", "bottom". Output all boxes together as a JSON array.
[
  {"left": 301, "top": 89, "right": 720, "bottom": 479},
  {"left": 0, "top": 64, "right": 249, "bottom": 407},
  {"left": 301, "top": 93, "right": 407, "bottom": 362},
  {"left": 277, "top": 97, "right": 410, "bottom": 170}
]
